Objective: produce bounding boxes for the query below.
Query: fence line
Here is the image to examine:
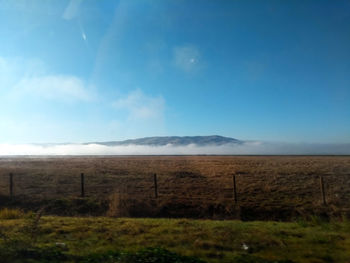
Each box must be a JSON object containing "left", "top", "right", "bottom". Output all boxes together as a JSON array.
[
  {"left": 154, "top": 173, "right": 158, "bottom": 199},
  {"left": 319, "top": 175, "right": 326, "bottom": 205},
  {"left": 81, "top": 173, "right": 85, "bottom": 198},
  {"left": 232, "top": 174, "right": 237, "bottom": 204},
  {"left": 9, "top": 173, "right": 13, "bottom": 198},
  {"left": 1, "top": 172, "right": 336, "bottom": 207}
]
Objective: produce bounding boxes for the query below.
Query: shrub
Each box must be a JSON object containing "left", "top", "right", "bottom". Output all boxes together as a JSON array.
[
  {"left": 107, "top": 193, "right": 130, "bottom": 217},
  {"left": 0, "top": 208, "right": 26, "bottom": 219}
]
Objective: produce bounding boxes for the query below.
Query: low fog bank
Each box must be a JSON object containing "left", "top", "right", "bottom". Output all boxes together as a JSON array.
[{"left": 0, "top": 142, "right": 349, "bottom": 155}]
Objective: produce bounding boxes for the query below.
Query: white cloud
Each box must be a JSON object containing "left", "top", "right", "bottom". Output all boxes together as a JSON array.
[
  {"left": 0, "top": 57, "right": 38, "bottom": 88},
  {"left": 14, "top": 75, "right": 92, "bottom": 102},
  {"left": 173, "top": 44, "right": 201, "bottom": 72},
  {"left": 0, "top": 56, "right": 93, "bottom": 102},
  {"left": 113, "top": 89, "right": 165, "bottom": 120}
]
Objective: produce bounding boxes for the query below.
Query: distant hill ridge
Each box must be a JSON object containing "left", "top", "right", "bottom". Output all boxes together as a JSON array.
[{"left": 90, "top": 135, "right": 242, "bottom": 146}]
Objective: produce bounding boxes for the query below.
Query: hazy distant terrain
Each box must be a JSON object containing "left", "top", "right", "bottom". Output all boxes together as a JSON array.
[
  {"left": 0, "top": 135, "right": 349, "bottom": 155},
  {"left": 88, "top": 135, "right": 242, "bottom": 146}
]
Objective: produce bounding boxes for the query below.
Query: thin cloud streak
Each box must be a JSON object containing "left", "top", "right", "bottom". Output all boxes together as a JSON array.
[{"left": 62, "top": 0, "right": 83, "bottom": 20}]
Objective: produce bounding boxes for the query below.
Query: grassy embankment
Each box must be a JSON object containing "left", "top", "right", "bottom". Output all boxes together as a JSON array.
[{"left": 0, "top": 209, "right": 349, "bottom": 263}]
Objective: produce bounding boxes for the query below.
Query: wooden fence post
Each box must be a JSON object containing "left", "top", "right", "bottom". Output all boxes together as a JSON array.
[
  {"left": 154, "top": 173, "right": 158, "bottom": 198},
  {"left": 232, "top": 174, "right": 237, "bottom": 204},
  {"left": 319, "top": 176, "right": 326, "bottom": 205},
  {"left": 81, "top": 173, "right": 85, "bottom": 198},
  {"left": 9, "top": 173, "right": 13, "bottom": 198}
]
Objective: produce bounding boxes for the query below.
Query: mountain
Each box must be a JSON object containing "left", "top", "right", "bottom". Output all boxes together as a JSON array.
[{"left": 89, "top": 135, "right": 242, "bottom": 146}]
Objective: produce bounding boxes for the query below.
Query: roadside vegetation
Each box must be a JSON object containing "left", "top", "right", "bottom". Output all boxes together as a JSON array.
[{"left": 0, "top": 208, "right": 349, "bottom": 263}]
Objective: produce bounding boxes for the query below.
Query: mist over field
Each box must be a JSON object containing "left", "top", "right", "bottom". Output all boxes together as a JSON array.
[{"left": 0, "top": 141, "right": 349, "bottom": 155}]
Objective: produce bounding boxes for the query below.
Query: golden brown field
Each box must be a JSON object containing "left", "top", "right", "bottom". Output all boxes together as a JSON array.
[{"left": 0, "top": 156, "right": 349, "bottom": 220}]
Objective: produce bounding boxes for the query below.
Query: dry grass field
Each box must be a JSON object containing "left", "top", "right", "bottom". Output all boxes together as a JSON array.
[{"left": 0, "top": 156, "right": 349, "bottom": 220}]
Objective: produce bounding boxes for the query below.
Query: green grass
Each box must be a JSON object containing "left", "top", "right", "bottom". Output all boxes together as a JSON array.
[{"left": 0, "top": 212, "right": 349, "bottom": 262}]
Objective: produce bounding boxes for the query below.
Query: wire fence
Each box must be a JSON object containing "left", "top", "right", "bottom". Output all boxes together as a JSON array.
[{"left": 1, "top": 171, "right": 350, "bottom": 209}]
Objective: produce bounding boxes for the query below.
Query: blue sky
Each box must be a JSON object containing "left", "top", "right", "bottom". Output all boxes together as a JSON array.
[{"left": 0, "top": 0, "right": 349, "bottom": 144}]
